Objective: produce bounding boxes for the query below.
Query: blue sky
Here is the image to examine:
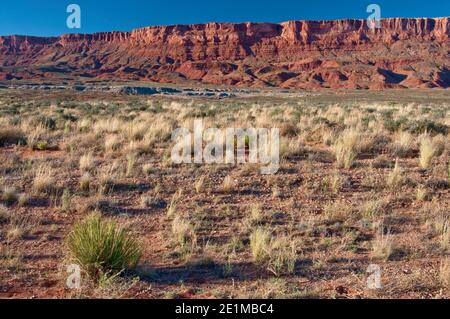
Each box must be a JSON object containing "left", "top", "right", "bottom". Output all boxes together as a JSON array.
[{"left": 0, "top": 0, "right": 449, "bottom": 36}]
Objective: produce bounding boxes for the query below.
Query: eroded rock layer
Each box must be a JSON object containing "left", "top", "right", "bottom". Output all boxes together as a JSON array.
[{"left": 0, "top": 18, "right": 449, "bottom": 89}]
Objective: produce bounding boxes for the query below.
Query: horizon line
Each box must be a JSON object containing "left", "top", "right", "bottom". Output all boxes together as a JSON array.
[{"left": 1, "top": 15, "right": 448, "bottom": 38}]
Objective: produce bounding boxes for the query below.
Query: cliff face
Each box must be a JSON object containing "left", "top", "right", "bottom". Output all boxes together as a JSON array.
[{"left": 0, "top": 18, "right": 449, "bottom": 89}]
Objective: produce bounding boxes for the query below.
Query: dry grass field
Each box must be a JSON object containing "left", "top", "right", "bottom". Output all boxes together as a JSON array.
[{"left": 0, "top": 88, "right": 449, "bottom": 299}]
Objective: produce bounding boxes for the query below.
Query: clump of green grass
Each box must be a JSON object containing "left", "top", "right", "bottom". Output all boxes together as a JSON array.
[
  {"left": 67, "top": 213, "right": 142, "bottom": 280},
  {"left": 34, "top": 140, "right": 49, "bottom": 151}
]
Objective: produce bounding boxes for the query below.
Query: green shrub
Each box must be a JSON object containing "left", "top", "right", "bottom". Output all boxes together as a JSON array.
[
  {"left": 67, "top": 213, "right": 142, "bottom": 279},
  {"left": 34, "top": 141, "right": 49, "bottom": 151}
]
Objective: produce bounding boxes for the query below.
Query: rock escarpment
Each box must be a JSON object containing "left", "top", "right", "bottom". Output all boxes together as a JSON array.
[{"left": 0, "top": 18, "right": 449, "bottom": 89}]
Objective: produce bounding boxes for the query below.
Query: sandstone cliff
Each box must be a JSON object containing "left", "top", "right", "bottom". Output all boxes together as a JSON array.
[{"left": 0, "top": 18, "right": 449, "bottom": 89}]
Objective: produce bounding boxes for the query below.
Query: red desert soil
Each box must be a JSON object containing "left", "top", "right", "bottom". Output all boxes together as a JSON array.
[{"left": 0, "top": 17, "right": 449, "bottom": 89}]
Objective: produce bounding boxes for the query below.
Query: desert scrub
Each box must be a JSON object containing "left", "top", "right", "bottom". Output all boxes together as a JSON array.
[
  {"left": 249, "top": 228, "right": 297, "bottom": 275},
  {"left": 104, "top": 134, "right": 121, "bottom": 153},
  {"left": 447, "top": 161, "right": 450, "bottom": 184},
  {"left": 440, "top": 259, "right": 450, "bottom": 288},
  {"left": 0, "top": 204, "right": 10, "bottom": 224},
  {"left": 440, "top": 222, "right": 450, "bottom": 252},
  {"left": 416, "top": 185, "right": 429, "bottom": 202},
  {"left": 323, "top": 201, "right": 353, "bottom": 223},
  {"left": 194, "top": 176, "right": 205, "bottom": 194},
  {"left": 2, "top": 186, "right": 18, "bottom": 204},
  {"left": 250, "top": 227, "right": 271, "bottom": 265},
  {"left": 0, "top": 126, "right": 26, "bottom": 146},
  {"left": 267, "top": 236, "right": 297, "bottom": 276},
  {"left": 166, "top": 189, "right": 182, "bottom": 218},
  {"left": 171, "top": 215, "right": 197, "bottom": 253},
  {"left": 360, "top": 200, "right": 386, "bottom": 220},
  {"left": 392, "top": 131, "right": 414, "bottom": 157},
  {"left": 79, "top": 173, "right": 92, "bottom": 192},
  {"left": 142, "top": 163, "right": 154, "bottom": 175},
  {"left": 60, "top": 188, "right": 71, "bottom": 212},
  {"left": 386, "top": 160, "right": 405, "bottom": 190},
  {"left": 332, "top": 128, "right": 360, "bottom": 169},
  {"left": 79, "top": 153, "right": 94, "bottom": 173},
  {"left": 371, "top": 231, "right": 394, "bottom": 261},
  {"left": 126, "top": 153, "right": 136, "bottom": 177},
  {"left": 249, "top": 203, "right": 264, "bottom": 224},
  {"left": 221, "top": 175, "right": 234, "bottom": 193},
  {"left": 7, "top": 213, "right": 34, "bottom": 241},
  {"left": 33, "top": 164, "right": 56, "bottom": 193},
  {"left": 330, "top": 172, "right": 343, "bottom": 193},
  {"left": 67, "top": 213, "right": 142, "bottom": 280},
  {"left": 419, "top": 135, "right": 436, "bottom": 169}
]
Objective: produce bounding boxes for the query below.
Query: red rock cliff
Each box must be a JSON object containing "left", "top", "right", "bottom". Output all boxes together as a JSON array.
[{"left": 0, "top": 18, "right": 449, "bottom": 89}]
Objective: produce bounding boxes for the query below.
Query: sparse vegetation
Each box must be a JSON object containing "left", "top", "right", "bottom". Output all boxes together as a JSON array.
[{"left": 0, "top": 89, "right": 449, "bottom": 298}]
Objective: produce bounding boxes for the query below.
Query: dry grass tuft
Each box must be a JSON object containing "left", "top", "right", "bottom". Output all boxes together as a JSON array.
[
  {"left": 440, "top": 259, "right": 450, "bottom": 288},
  {"left": 33, "top": 164, "right": 56, "bottom": 193},
  {"left": 332, "top": 128, "right": 360, "bottom": 169},
  {"left": 171, "top": 215, "right": 197, "bottom": 251},
  {"left": 372, "top": 230, "right": 394, "bottom": 261},
  {"left": 222, "top": 175, "right": 234, "bottom": 193},
  {"left": 79, "top": 153, "right": 95, "bottom": 173},
  {"left": 419, "top": 135, "right": 436, "bottom": 169},
  {"left": 0, "top": 126, "right": 26, "bottom": 146},
  {"left": 249, "top": 227, "right": 271, "bottom": 265},
  {"left": 392, "top": 131, "right": 414, "bottom": 157},
  {"left": 386, "top": 160, "right": 405, "bottom": 190}
]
